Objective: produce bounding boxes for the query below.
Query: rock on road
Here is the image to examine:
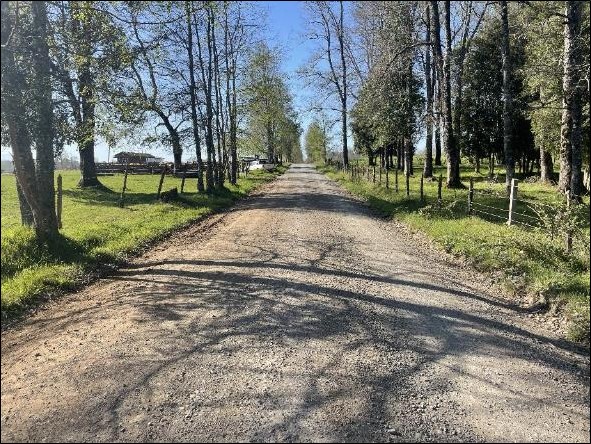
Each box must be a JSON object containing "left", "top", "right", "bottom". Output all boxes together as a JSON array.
[{"left": 1, "top": 164, "right": 589, "bottom": 443}]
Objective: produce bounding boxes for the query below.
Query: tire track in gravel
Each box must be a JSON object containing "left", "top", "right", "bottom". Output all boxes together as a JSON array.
[{"left": 1, "top": 164, "right": 589, "bottom": 442}]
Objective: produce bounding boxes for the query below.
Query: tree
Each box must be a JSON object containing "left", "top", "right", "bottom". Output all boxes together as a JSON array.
[
  {"left": 121, "top": 3, "right": 185, "bottom": 171},
  {"left": 185, "top": 1, "right": 205, "bottom": 192},
  {"left": 501, "top": 0, "right": 514, "bottom": 194},
  {"left": 519, "top": 1, "right": 564, "bottom": 184},
  {"left": 431, "top": 1, "right": 462, "bottom": 187},
  {"left": 423, "top": 2, "right": 434, "bottom": 178},
  {"left": 304, "top": 1, "right": 350, "bottom": 166},
  {"left": 558, "top": 0, "right": 585, "bottom": 199},
  {"left": 460, "top": 14, "right": 533, "bottom": 178},
  {"left": 243, "top": 43, "right": 294, "bottom": 163},
  {"left": 450, "top": 1, "right": 487, "bottom": 153},
  {"left": 278, "top": 115, "right": 304, "bottom": 163},
  {"left": 305, "top": 121, "right": 329, "bottom": 163},
  {"left": 1, "top": 1, "right": 58, "bottom": 240},
  {"left": 48, "top": 1, "right": 123, "bottom": 187}
]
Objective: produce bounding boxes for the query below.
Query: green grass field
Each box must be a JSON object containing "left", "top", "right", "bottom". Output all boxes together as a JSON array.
[
  {"left": 1, "top": 167, "right": 286, "bottom": 318},
  {"left": 319, "top": 160, "right": 590, "bottom": 342}
]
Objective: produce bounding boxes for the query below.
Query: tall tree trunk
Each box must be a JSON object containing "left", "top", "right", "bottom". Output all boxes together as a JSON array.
[
  {"left": 16, "top": 178, "right": 34, "bottom": 226},
  {"left": 224, "top": 7, "right": 238, "bottom": 185},
  {"left": 443, "top": 1, "right": 460, "bottom": 187},
  {"left": 558, "top": 1, "right": 583, "bottom": 199},
  {"left": 230, "top": 70, "right": 238, "bottom": 184},
  {"left": 196, "top": 8, "right": 215, "bottom": 192},
  {"left": 186, "top": 2, "right": 205, "bottom": 192},
  {"left": 74, "top": 3, "right": 100, "bottom": 188},
  {"left": 404, "top": 138, "right": 412, "bottom": 177},
  {"left": 211, "top": 9, "right": 225, "bottom": 189},
  {"left": 432, "top": 1, "right": 460, "bottom": 187},
  {"left": 501, "top": 0, "right": 514, "bottom": 195},
  {"left": 266, "top": 122, "right": 274, "bottom": 162},
  {"left": 1, "top": 1, "right": 58, "bottom": 240},
  {"left": 454, "top": 62, "right": 465, "bottom": 158},
  {"left": 434, "top": 63, "right": 442, "bottom": 166},
  {"left": 397, "top": 140, "right": 403, "bottom": 170},
  {"left": 156, "top": 110, "right": 182, "bottom": 171},
  {"left": 339, "top": 1, "right": 349, "bottom": 168},
  {"left": 31, "top": 0, "right": 58, "bottom": 236},
  {"left": 424, "top": 3, "right": 433, "bottom": 178},
  {"left": 171, "top": 133, "right": 183, "bottom": 170}
]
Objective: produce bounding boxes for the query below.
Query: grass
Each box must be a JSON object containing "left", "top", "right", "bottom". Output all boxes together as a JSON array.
[
  {"left": 319, "top": 159, "right": 590, "bottom": 342},
  {"left": 1, "top": 167, "right": 286, "bottom": 318}
]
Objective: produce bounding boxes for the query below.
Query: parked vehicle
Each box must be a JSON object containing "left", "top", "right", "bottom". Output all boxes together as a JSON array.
[{"left": 249, "top": 160, "right": 265, "bottom": 170}]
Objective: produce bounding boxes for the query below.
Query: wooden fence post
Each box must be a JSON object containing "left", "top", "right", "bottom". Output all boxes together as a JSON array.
[
  {"left": 405, "top": 173, "right": 410, "bottom": 197},
  {"left": 56, "top": 174, "right": 63, "bottom": 229},
  {"left": 437, "top": 174, "right": 442, "bottom": 204},
  {"left": 379, "top": 166, "right": 382, "bottom": 185},
  {"left": 119, "top": 163, "right": 129, "bottom": 208},
  {"left": 386, "top": 168, "right": 389, "bottom": 189},
  {"left": 468, "top": 177, "right": 474, "bottom": 215},
  {"left": 507, "top": 178, "right": 518, "bottom": 226},
  {"left": 157, "top": 165, "right": 166, "bottom": 199},
  {"left": 373, "top": 165, "right": 376, "bottom": 183},
  {"left": 420, "top": 173, "right": 424, "bottom": 202},
  {"left": 180, "top": 167, "right": 186, "bottom": 194}
]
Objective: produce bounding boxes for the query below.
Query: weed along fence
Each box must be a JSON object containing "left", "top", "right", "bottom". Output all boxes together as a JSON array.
[{"left": 334, "top": 161, "right": 587, "bottom": 254}]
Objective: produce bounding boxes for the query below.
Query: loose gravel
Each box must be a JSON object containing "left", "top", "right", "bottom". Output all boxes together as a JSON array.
[{"left": 1, "top": 164, "right": 589, "bottom": 442}]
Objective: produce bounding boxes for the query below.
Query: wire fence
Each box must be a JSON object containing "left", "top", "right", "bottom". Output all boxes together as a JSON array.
[{"left": 332, "top": 161, "right": 589, "bottom": 254}]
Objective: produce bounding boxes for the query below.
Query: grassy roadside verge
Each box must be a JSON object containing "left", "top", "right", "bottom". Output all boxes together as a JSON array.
[
  {"left": 319, "top": 163, "right": 590, "bottom": 342},
  {"left": 1, "top": 166, "right": 287, "bottom": 320}
]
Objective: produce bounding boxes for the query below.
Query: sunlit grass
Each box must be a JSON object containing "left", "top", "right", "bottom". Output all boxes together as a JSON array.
[{"left": 1, "top": 167, "right": 286, "bottom": 317}]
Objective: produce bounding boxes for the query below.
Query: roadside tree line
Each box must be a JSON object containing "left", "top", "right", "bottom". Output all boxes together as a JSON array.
[
  {"left": 1, "top": 1, "right": 304, "bottom": 241},
  {"left": 302, "top": 1, "right": 589, "bottom": 198}
]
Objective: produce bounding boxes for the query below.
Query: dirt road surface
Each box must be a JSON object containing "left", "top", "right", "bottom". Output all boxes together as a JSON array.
[{"left": 1, "top": 164, "right": 589, "bottom": 442}]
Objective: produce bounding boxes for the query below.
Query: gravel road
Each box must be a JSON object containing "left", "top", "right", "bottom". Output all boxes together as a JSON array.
[{"left": 1, "top": 164, "right": 589, "bottom": 443}]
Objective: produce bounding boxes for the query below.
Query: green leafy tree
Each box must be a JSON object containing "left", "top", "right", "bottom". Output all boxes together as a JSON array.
[
  {"left": 305, "top": 121, "right": 329, "bottom": 163},
  {"left": 243, "top": 43, "right": 294, "bottom": 162},
  {"left": 1, "top": 1, "right": 58, "bottom": 239}
]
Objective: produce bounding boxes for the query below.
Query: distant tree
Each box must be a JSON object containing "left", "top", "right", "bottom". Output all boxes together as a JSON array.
[
  {"left": 460, "top": 15, "right": 534, "bottom": 177},
  {"left": 243, "top": 43, "right": 294, "bottom": 163},
  {"left": 303, "top": 1, "right": 350, "bottom": 166},
  {"left": 305, "top": 121, "right": 329, "bottom": 163},
  {"left": 278, "top": 112, "right": 304, "bottom": 163},
  {"left": 48, "top": 1, "right": 124, "bottom": 187}
]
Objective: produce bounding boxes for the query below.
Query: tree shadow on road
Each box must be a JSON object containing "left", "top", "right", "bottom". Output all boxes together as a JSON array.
[{"left": 13, "top": 234, "right": 589, "bottom": 442}]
